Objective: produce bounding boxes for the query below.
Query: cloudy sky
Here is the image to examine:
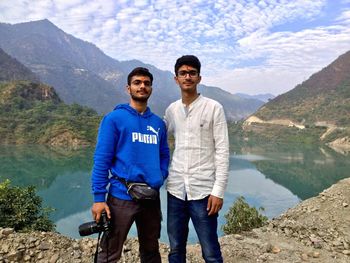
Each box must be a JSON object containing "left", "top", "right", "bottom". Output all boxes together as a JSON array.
[{"left": 1, "top": 0, "right": 350, "bottom": 95}]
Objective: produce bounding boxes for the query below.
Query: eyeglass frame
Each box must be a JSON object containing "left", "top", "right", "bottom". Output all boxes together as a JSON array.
[{"left": 176, "top": 70, "right": 199, "bottom": 78}]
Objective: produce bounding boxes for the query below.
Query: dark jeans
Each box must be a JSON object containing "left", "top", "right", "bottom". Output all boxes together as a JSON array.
[
  {"left": 167, "top": 193, "right": 223, "bottom": 263},
  {"left": 97, "top": 195, "right": 162, "bottom": 263}
]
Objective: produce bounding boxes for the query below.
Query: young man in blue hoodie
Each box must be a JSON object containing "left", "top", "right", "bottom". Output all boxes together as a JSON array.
[{"left": 91, "top": 67, "right": 170, "bottom": 263}]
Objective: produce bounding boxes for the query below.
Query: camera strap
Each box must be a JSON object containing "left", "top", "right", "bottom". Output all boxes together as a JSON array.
[
  {"left": 94, "top": 231, "right": 110, "bottom": 263},
  {"left": 93, "top": 231, "right": 101, "bottom": 263},
  {"left": 116, "top": 176, "right": 129, "bottom": 188}
]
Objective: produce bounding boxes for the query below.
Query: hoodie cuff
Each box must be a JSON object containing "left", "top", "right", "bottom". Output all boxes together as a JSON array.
[{"left": 94, "top": 193, "right": 106, "bottom": 203}]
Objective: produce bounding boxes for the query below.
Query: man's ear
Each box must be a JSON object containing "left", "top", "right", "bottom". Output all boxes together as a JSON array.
[
  {"left": 174, "top": 76, "right": 179, "bottom": 85},
  {"left": 126, "top": 85, "right": 130, "bottom": 94}
]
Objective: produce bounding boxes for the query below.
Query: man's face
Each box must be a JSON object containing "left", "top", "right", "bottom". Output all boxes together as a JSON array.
[
  {"left": 175, "top": 65, "right": 201, "bottom": 92},
  {"left": 127, "top": 75, "right": 152, "bottom": 102}
]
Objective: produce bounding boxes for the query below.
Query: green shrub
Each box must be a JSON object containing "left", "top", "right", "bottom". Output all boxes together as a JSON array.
[
  {"left": 222, "top": 196, "right": 268, "bottom": 234},
  {"left": 0, "top": 180, "right": 55, "bottom": 232}
]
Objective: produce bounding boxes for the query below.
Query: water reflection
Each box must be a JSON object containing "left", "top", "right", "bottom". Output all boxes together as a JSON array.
[
  {"left": 227, "top": 154, "right": 300, "bottom": 218},
  {"left": 0, "top": 145, "right": 94, "bottom": 230},
  {"left": 0, "top": 145, "right": 94, "bottom": 189},
  {"left": 240, "top": 144, "right": 350, "bottom": 199},
  {"left": 0, "top": 143, "right": 349, "bottom": 244}
]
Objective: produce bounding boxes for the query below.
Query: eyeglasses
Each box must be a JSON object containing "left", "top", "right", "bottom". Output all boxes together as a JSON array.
[{"left": 177, "top": 70, "right": 199, "bottom": 78}]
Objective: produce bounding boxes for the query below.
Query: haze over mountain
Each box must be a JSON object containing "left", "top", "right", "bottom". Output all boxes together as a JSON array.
[
  {"left": 0, "top": 19, "right": 264, "bottom": 120},
  {"left": 235, "top": 93, "right": 275, "bottom": 103},
  {"left": 0, "top": 48, "right": 38, "bottom": 83}
]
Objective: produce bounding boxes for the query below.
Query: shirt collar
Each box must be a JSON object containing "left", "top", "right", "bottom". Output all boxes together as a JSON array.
[{"left": 182, "top": 93, "right": 202, "bottom": 108}]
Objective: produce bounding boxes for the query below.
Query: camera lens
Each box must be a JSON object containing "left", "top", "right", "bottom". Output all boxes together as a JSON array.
[
  {"left": 78, "top": 211, "right": 110, "bottom": 236},
  {"left": 79, "top": 221, "right": 99, "bottom": 236}
]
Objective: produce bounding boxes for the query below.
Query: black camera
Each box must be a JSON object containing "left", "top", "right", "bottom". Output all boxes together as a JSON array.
[{"left": 79, "top": 211, "right": 111, "bottom": 236}]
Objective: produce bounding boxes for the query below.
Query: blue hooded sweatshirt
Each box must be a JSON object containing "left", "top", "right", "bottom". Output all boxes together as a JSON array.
[{"left": 91, "top": 103, "right": 170, "bottom": 202}]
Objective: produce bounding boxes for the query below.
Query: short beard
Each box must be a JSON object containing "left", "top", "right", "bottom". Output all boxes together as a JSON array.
[{"left": 130, "top": 93, "right": 150, "bottom": 102}]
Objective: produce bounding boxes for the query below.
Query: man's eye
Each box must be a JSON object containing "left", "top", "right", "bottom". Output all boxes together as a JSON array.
[{"left": 132, "top": 80, "right": 151, "bottom": 86}]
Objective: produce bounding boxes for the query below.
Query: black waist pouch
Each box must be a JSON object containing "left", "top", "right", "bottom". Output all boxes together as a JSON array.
[
  {"left": 116, "top": 177, "right": 158, "bottom": 201},
  {"left": 126, "top": 182, "right": 159, "bottom": 201}
]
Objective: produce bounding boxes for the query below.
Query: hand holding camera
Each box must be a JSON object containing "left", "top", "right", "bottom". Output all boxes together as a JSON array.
[
  {"left": 91, "top": 202, "right": 111, "bottom": 222},
  {"left": 79, "top": 203, "right": 111, "bottom": 237}
]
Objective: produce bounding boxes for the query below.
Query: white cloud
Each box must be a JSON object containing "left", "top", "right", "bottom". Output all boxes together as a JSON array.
[
  {"left": 336, "top": 10, "right": 350, "bottom": 23},
  {"left": 0, "top": 0, "right": 350, "bottom": 95}
]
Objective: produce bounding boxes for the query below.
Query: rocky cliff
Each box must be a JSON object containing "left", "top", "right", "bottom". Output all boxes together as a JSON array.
[{"left": 1, "top": 178, "right": 349, "bottom": 262}]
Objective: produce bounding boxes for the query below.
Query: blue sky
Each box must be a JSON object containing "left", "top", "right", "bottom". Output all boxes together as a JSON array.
[{"left": 1, "top": 0, "right": 350, "bottom": 95}]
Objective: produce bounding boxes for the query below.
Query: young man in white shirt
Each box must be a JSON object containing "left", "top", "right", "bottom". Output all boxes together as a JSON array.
[{"left": 164, "top": 55, "right": 229, "bottom": 263}]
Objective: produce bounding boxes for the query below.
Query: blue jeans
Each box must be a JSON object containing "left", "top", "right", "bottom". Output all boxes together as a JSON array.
[{"left": 167, "top": 193, "right": 223, "bottom": 263}]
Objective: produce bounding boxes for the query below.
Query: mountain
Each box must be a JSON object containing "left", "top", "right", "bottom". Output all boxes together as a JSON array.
[
  {"left": 241, "top": 50, "right": 350, "bottom": 149},
  {"left": 254, "top": 51, "right": 350, "bottom": 126},
  {"left": 0, "top": 47, "right": 39, "bottom": 82},
  {"left": 0, "top": 19, "right": 128, "bottom": 113},
  {"left": 0, "top": 19, "right": 263, "bottom": 120},
  {"left": 235, "top": 93, "right": 275, "bottom": 103},
  {"left": 0, "top": 81, "right": 100, "bottom": 145},
  {"left": 200, "top": 86, "right": 264, "bottom": 120}
]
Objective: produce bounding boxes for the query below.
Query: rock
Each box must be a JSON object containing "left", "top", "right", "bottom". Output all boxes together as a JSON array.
[
  {"left": 2, "top": 243, "right": 9, "bottom": 253},
  {"left": 7, "top": 250, "right": 24, "bottom": 261},
  {"left": 28, "top": 237, "right": 37, "bottom": 243},
  {"left": 50, "top": 253, "right": 60, "bottom": 263},
  {"left": 258, "top": 253, "right": 270, "bottom": 261},
  {"left": 263, "top": 243, "right": 273, "bottom": 253},
  {"left": 1, "top": 228, "right": 14, "bottom": 236},
  {"left": 310, "top": 236, "right": 323, "bottom": 249},
  {"left": 301, "top": 253, "right": 309, "bottom": 261},
  {"left": 39, "top": 241, "right": 51, "bottom": 250},
  {"left": 73, "top": 242, "right": 80, "bottom": 249},
  {"left": 271, "top": 246, "right": 281, "bottom": 254},
  {"left": 332, "top": 240, "right": 343, "bottom": 247},
  {"left": 233, "top": 234, "right": 244, "bottom": 240}
]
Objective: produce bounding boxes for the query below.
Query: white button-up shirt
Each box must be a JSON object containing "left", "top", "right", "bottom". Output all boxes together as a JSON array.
[{"left": 164, "top": 95, "right": 229, "bottom": 200}]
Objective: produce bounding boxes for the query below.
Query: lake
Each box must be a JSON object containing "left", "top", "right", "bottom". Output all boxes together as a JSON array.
[{"left": 0, "top": 143, "right": 349, "bottom": 244}]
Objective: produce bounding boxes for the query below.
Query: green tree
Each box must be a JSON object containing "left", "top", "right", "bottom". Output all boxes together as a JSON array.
[
  {"left": 0, "top": 180, "right": 55, "bottom": 232},
  {"left": 222, "top": 196, "right": 268, "bottom": 234}
]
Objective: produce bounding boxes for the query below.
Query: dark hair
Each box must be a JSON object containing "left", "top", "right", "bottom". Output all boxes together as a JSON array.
[
  {"left": 127, "top": 67, "right": 153, "bottom": 85},
  {"left": 174, "top": 55, "right": 201, "bottom": 75}
]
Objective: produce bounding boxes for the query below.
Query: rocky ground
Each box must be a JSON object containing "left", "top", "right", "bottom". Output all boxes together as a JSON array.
[{"left": 1, "top": 178, "right": 349, "bottom": 263}]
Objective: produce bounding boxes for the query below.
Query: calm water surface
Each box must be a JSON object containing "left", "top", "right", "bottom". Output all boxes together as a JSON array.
[{"left": 0, "top": 143, "right": 349, "bottom": 244}]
